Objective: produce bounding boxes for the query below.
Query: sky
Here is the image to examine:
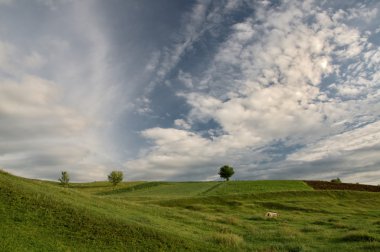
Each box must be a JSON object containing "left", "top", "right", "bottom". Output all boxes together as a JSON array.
[{"left": 1, "top": 0, "right": 380, "bottom": 184}]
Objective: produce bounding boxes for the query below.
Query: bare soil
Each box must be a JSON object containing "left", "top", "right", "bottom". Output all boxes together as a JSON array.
[{"left": 304, "top": 180, "right": 380, "bottom": 192}]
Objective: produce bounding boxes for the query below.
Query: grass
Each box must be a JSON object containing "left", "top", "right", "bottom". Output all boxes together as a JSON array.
[
  {"left": 341, "top": 232, "right": 377, "bottom": 242},
  {"left": 202, "top": 180, "right": 313, "bottom": 196},
  {"left": 210, "top": 233, "right": 244, "bottom": 247},
  {"left": 99, "top": 181, "right": 218, "bottom": 198},
  {"left": 1, "top": 170, "right": 380, "bottom": 251}
]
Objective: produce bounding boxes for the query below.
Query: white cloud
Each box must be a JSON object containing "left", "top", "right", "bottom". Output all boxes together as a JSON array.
[
  {"left": 126, "top": 128, "right": 217, "bottom": 180},
  {"left": 187, "top": 85, "right": 324, "bottom": 143},
  {"left": 0, "top": 1, "right": 124, "bottom": 181},
  {"left": 127, "top": 0, "right": 380, "bottom": 182},
  {"left": 36, "top": 0, "right": 73, "bottom": 10},
  {"left": 177, "top": 70, "right": 194, "bottom": 89},
  {"left": 174, "top": 119, "right": 191, "bottom": 130},
  {"left": 2, "top": 0, "right": 379, "bottom": 183},
  {"left": 0, "top": 40, "right": 17, "bottom": 74},
  {"left": 23, "top": 51, "right": 47, "bottom": 69},
  {"left": 140, "top": 0, "right": 247, "bottom": 108},
  {"left": 150, "top": 0, "right": 209, "bottom": 84},
  {"left": 145, "top": 51, "right": 161, "bottom": 72},
  {"left": 0, "top": 74, "right": 112, "bottom": 181},
  {"left": 0, "top": 0, "right": 13, "bottom": 5},
  {"left": 288, "top": 121, "right": 380, "bottom": 162}
]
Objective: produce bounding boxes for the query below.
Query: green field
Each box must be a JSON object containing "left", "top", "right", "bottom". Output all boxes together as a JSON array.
[{"left": 1, "top": 170, "right": 380, "bottom": 251}]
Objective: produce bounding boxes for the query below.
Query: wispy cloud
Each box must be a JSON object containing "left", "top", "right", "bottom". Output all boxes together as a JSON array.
[
  {"left": 288, "top": 121, "right": 380, "bottom": 162},
  {"left": 140, "top": 0, "right": 246, "bottom": 105},
  {"left": 127, "top": 0, "right": 380, "bottom": 183},
  {"left": 2, "top": 0, "right": 380, "bottom": 184}
]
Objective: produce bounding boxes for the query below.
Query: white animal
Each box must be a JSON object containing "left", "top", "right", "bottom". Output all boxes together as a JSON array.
[{"left": 265, "top": 211, "right": 278, "bottom": 218}]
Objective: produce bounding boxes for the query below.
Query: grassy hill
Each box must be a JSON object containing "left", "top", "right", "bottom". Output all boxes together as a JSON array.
[{"left": 1, "top": 170, "right": 380, "bottom": 251}]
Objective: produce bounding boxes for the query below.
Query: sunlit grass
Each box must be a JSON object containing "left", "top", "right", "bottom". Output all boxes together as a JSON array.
[{"left": 1, "top": 170, "right": 380, "bottom": 251}]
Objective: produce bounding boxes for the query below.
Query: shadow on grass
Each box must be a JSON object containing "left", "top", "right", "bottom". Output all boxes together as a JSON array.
[
  {"left": 97, "top": 182, "right": 169, "bottom": 195},
  {"left": 260, "top": 202, "right": 330, "bottom": 213},
  {"left": 340, "top": 232, "right": 377, "bottom": 242},
  {"left": 69, "top": 184, "right": 110, "bottom": 189},
  {"left": 198, "top": 182, "right": 224, "bottom": 196}
]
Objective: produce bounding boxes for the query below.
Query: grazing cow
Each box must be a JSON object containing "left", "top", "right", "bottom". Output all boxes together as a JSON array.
[{"left": 265, "top": 211, "right": 278, "bottom": 218}]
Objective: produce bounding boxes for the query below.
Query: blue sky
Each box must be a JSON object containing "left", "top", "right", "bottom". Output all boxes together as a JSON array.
[{"left": 1, "top": 0, "right": 380, "bottom": 184}]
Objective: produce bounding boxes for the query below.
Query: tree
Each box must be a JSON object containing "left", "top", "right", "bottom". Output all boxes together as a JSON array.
[
  {"left": 58, "top": 171, "right": 70, "bottom": 187},
  {"left": 331, "top": 177, "right": 342, "bottom": 183},
  {"left": 218, "top": 165, "right": 234, "bottom": 181},
  {"left": 108, "top": 171, "right": 123, "bottom": 186}
]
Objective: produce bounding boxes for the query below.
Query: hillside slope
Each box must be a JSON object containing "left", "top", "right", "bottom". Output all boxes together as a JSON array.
[
  {"left": 0, "top": 170, "right": 210, "bottom": 251},
  {"left": 1, "top": 170, "right": 380, "bottom": 251},
  {"left": 94, "top": 180, "right": 312, "bottom": 199}
]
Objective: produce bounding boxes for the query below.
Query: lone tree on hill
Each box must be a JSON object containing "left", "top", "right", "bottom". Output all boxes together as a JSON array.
[
  {"left": 58, "top": 171, "right": 70, "bottom": 187},
  {"left": 219, "top": 165, "right": 234, "bottom": 181},
  {"left": 108, "top": 170, "right": 123, "bottom": 186},
  {"left": 331, "top": 177, "right": 342, "bottom": 183}
]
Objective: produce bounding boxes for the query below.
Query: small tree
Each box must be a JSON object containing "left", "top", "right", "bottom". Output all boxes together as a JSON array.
[
  {"left": 219, "top": 165, "right": 235, "bottom": 181},
  {"left": 108, "top": 171, "right": 123, "bottom": 187},
  {"left": 58, "top": 171, "right": 70, "bottom": 187},
  {"left": 331, "top": 177, "right": 342, "bottom": 183}
]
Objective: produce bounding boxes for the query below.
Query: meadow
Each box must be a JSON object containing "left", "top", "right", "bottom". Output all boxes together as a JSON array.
[{"left": 1, "top": 170, "right": 380, "bottom": 251}]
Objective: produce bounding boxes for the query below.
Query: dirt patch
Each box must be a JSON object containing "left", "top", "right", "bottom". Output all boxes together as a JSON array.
[{"left": 304, "top": 181, "right": 380, "bottom": 192}]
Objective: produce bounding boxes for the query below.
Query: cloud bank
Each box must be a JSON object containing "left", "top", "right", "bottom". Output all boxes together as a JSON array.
[{"left": 0, "top": 1, "right": 122, "bottom": 181}]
